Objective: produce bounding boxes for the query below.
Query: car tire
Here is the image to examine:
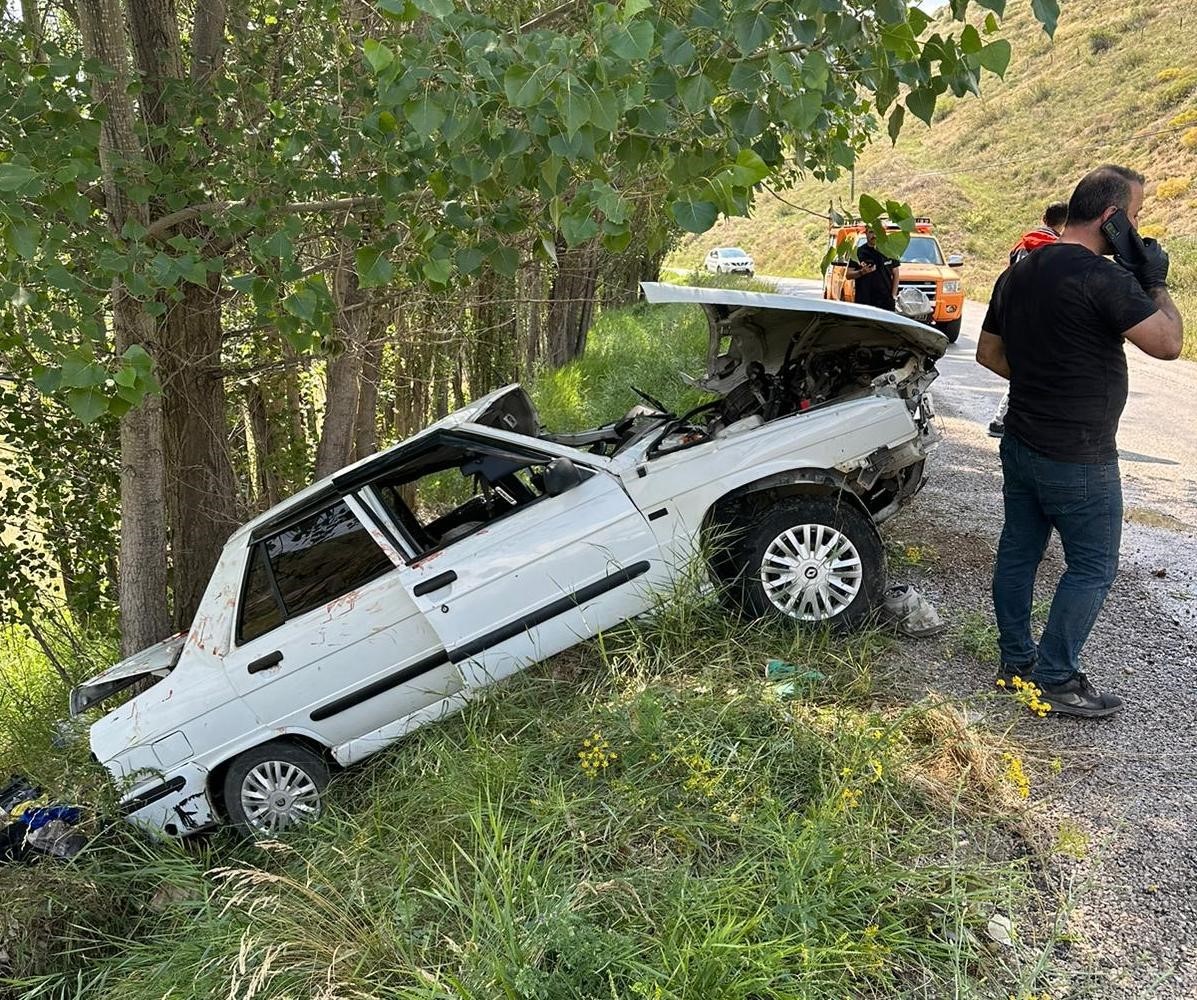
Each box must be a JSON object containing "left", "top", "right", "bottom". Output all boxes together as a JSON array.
[
  {"left": 721, "top": 496, "right": 885, "bottom": 628},
  {"left": 937, "top": 318, "right": 962, "bottom": 343},
  {"left": 222, "top": 740, "right": 330, "bottom": 837}
]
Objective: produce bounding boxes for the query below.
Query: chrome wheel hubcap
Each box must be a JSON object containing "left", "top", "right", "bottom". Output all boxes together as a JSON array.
[
  {"left": 241, "top": 761, "right": 321, "bottom": 834},
  {"left": 760, "top": 523, "right": 863, "bottom": 621}
]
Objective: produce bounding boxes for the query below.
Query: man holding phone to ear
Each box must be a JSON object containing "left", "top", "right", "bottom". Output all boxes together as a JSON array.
[{"left": 976, "top": 165, "right": 1183, "bottom": 717}]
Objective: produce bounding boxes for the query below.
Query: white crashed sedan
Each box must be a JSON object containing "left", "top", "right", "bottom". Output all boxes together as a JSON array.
[{"left": 71, "top": 284, "right": 944, "bottom": 837}]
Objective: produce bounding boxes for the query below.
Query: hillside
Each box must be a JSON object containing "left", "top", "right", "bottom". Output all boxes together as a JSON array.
[{"left": 669, "top": 0, "right": 1196, "bottom": 350}]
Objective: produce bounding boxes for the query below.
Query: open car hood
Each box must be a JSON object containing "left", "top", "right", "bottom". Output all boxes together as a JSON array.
[
  {"left": 70, "top": 633, "right": 185, "bottom": 717},
  {"left": 640, "top": 282, "right": 947, "bottom": 392}
]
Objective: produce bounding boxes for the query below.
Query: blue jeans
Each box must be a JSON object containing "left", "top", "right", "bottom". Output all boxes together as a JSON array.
[{"left": 992, "top": 433, "right": 1122, "bottom": 684}]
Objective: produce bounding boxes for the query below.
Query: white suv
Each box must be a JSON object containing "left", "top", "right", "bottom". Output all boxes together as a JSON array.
[
  {"left": 72, "top": 284, "right": 944, "bottom": 838},
  {"left": 704, "top": 247, "right": 755, "bottom": 276}
]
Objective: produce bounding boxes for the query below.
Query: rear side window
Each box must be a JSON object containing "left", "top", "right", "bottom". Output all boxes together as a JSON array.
[
  {"left": 236, "top": 500, "right": 393, "bottom": 643},
  {"left": 239, "top": 544, "right": 285, "bottom": 643}
]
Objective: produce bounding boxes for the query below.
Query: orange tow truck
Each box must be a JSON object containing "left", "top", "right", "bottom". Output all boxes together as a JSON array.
[{"left": 823, "top": 217, "right": 965, "bottom": 342}]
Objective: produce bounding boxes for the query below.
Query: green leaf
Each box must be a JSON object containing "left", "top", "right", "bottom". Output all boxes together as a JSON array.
[
  {"left": 961, "top": 25, "right": 983, "bottom": 54},
  {"left": 411, "top": 0, "right": 454, "bottom": 17},
  {"left": 0, "top": 163, "right": 39, "bottom": 192},
  {"left": 621, "top": 0, "right": 652, "bottom": 19},
  {"left": 1031, "top": 0, "right": 1059, "bottom": 36},
  {"left": 4, "top": 221, "right": 37, "bottom": 261},
  {"left": 67, "top": 387, "right": 108, "bottom": 424},
  {"left": 456, "top": 247, "right": 485, "bottom": 275},
  {"left": 561, "top": 210, "right": 600, "bottom": 247},
  {"left": 492, "top": 246, "right": 520, "bottom": 277},
  {"left": 906, "top": 87, "right": 936, "bottom": 125},
  {"left": 781, "top": 91, "right": 821, "bottom": 129},
  {"left": 907, "top": 7, "right": 931, "bottom": 35},
  {"left": 976, "top": 0, "right": 1007, "bottom": 14},
  {"left": 732, "top": 11, "right": 772, "bottom": 55},
  {"left": 887, "top": 104, "right": 905, "bottom": 145},
  {"left": 263, "top": 231, "right": 292, "bottom": 259},
  {"left": 363, "top": 39, "right": 396, "bottom": 74},
  {"left": 732, "top": 147, "right": 770, "bottom": 186},
  {"left": 858, "top": 193, "right": 885, "bottom": 225},
  {"left": 608, "top": 20, "right": 655, "bottom": 60},
  {"left": 979, "top": 39, "right": 1012, "bottom": 76},
  {"left": 356, "top": 246, "right": 394, "bottom": 288},
  {"left": 984, "top": 12, "right": 1000, "bottom": 33},
  {"left": 378, "top": 0, "right": 419, "bottom": 20},
  {"left": 670, "top": 196, "right": 718, "bottom": 233},
  {"left": 661, "top": 28, "right": 696, "bottom": 67},
  {"left": 34, "top": 366, "right": 61, "bottom": 395},
  {"left": 556, "top": 83, "right": 590, "bottom": 136},
  {"left": 405, "top": 94, "right": 446, "bottom": 137},
  {"left": 122, "top": 343, "right": 154, "bottom": 375},
  {"left": 504, "top": 65, "right": 544, "bottom": 107},
  {"left": 282, "top": 285, "right": 320, "bottom": 323},
  {"left": 422, "top": 257, "right": 453, "bottom": 284},
  {"left": 801, "top": 50, "right": 829, "bottom": 90},
  {"left": 875, "top": 0, "right": 905, "bottom": 23},
  {"left": 677, "top": 72, "right": 715, "bottom": 114}
]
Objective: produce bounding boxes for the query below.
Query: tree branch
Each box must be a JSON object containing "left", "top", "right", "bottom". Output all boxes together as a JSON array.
[{"left": 145, "top": 196, "right": 383, "bottom": 241}]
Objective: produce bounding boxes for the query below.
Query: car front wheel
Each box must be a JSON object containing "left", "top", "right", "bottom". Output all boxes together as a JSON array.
[
  {"left": 222, "top": 740, "right": 330, "bottom": 837},
  {"left": 722, "top": 497, "right": 885, "bottom": 627}
]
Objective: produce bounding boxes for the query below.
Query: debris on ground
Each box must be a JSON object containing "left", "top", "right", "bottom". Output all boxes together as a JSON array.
[
  {"left": 0, "top": 776, "right": 86, "bottom": 864},
  {"left": 764, "top": 659, "right": 827, "bottom": 698},
  {"left": 883, "top": 583, "right": 947, "bottom": 639}
]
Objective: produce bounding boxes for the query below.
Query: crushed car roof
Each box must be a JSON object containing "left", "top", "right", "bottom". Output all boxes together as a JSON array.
[{"left": 640, "top": 282, "right": 948, "bottom": 357}]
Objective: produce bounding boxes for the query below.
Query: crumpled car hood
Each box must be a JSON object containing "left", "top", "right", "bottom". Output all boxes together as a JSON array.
[
  {"left": 640, "top": 281, "right": 947, "bottom": 392},
  {"left": 70, "top": 633, "right": 185, "bottom": 717}
]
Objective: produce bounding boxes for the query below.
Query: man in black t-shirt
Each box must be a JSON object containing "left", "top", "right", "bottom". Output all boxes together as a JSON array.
[
  {"left": 846, "top": 228, "right": 900, "bottom": 311},
  {"left": 977, "top": 164, "right": 1183, "bottom": 718}
]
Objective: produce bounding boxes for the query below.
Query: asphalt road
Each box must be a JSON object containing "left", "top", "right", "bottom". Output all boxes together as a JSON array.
[{"left": 766, "top": 275, "right": 1197, "bottom": 529}]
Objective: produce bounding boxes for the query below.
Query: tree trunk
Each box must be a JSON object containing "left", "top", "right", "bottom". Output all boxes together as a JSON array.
[
  {"left": 314, "top": 258, "right": 368, "bottom": 478},
  {"left": 20, "top": 0, "right": 45, "bottom": 60},
  {"left": 160, "top": 275, "right": 239, "bottom": 629},
  {"left": 547, "top": 241, "right": 600, "bottom": 368},
  {"left": 77, "top": 0, "right": 171, "bottom": 654},
  {"left": 246, "top": 382, "right": 279, "bottom": 507},
  {"left": 353, "top": 336, "right": 384, "bottom": 461}
]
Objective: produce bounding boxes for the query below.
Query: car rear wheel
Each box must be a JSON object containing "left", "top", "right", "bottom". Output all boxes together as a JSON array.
[
  {"left": 720, "top": 497, "right": 885, "bottom": 627},
  {"left": 222, "top": 741, "right": 330, "bottom": 837},
  {"left": 937, "top": 318, "right": 962, "bottom": 343}
]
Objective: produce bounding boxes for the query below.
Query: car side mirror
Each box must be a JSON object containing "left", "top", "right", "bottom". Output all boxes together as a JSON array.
[
  {"left": 543, "top": 457, "right": 583, "bottom": 497},
  {"left": 947, "top": 253, "right": 964, "bottom": 268}
]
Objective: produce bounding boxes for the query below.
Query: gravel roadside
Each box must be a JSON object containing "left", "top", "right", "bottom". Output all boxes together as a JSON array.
[{"left": 885, "top": 365, "right": 1197, "bottom": 999}]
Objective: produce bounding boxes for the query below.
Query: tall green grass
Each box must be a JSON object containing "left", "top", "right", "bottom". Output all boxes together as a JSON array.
[{"left": 8, "top": 594, "right": 1045, "bottom": 999}]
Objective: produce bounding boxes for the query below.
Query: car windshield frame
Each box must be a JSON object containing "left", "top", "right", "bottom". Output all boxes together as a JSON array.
[{"left": 719, "top": 248, "right": 748, "bottom": 258}]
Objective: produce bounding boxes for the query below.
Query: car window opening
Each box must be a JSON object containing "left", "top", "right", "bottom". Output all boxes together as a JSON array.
[{"left": 369, "top": 437, "right": 574, "bottom": 560}]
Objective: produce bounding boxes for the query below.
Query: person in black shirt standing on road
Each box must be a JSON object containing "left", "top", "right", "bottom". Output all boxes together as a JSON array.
[
  {"left": 976, "top": 165, "right": 1183, "bottom": 717},
  {"left": 846, "top": 227, "right": 900, "bottom": 311}
]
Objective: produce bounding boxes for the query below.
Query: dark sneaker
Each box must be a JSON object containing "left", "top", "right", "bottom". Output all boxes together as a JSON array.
[
  {"left": 988, "top": 420, "right": 1005, "bottom": 438},
  {"left": 995, "top": 663, "right": 1034, "bottom": 688},
  {"left": 1037, "top": 672, "right": 1123, "bottom": 719}
]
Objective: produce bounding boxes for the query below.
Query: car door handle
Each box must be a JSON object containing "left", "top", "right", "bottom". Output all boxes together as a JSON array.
[
  {"left": 414, "top": 570, "right": 457, "bottom": 596},
  {"left": 248, "top": 650, "right": 283, "bottom": 674}
]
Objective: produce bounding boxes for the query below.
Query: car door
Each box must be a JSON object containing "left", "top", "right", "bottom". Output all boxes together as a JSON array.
[
  {"left": 223, "top": 497, "right": 463, "bottom": 749},
  {"left": 366, "top": 432, "right": 665, "bottom": 690}
]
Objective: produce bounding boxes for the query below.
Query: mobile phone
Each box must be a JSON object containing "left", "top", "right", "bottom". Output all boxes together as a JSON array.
[{"left": 1101, "top": 209, "right": 1147, "bottom": 265}]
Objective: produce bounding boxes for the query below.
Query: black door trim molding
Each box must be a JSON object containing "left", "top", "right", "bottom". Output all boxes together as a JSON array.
[
  {"left": 308, "top": 561, "right": 652, "bottom": 721},
  {"left": 449, "top": 561, "right": 651, "bottom": 663}
]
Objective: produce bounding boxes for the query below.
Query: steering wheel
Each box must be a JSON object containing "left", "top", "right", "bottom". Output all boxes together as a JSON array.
[{"left": 630, "top": 385, "right": 670, "bottom": 413}]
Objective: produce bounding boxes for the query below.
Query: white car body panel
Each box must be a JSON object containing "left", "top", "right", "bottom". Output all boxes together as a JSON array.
[{"left": 75, "top": 288, "right": 944, "bottom": 838}]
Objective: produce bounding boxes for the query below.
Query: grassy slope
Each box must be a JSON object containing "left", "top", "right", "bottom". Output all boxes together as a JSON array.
[
  {"left": 0, "top": 306, "right": 1049, "bottom": 999},
  {"left": 668, "top": 0, "right": 1197, "bottom": 354}
]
